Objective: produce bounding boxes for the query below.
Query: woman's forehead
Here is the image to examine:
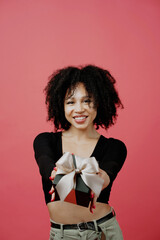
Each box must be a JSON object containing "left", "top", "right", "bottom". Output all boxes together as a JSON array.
[{"left": 65, "top": 83, "right": 90, "bottom": 99}]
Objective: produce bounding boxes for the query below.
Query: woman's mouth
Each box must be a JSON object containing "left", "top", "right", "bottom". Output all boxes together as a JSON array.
[{"left": 73, "top": 116, "right": 88, "bottom": 124}]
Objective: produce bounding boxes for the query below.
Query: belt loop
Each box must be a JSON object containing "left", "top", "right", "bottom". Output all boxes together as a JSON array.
[
  {"left": 93, "top": 220, "right": 98, "bottom": 232},
  {"left": 60, "top": 224, "right": 64, "bottom": 239}
]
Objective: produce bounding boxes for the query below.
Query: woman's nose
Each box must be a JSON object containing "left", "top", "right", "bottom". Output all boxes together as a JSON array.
[{"left": 75, "top": 102, "right": 84, "bottom": 112}]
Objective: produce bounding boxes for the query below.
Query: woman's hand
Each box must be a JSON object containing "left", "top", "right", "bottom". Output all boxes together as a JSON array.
[
  {"left": 89, "top": 168, "right": 110, "bottom": 213},
  {"left": 98, "top": 168, "right": 110, "bottom": 190},
  {"left": 49, "top": 167, "right": 57, "bottom": 202}
]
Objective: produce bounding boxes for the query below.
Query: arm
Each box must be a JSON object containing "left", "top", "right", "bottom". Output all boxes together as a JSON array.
[
  {"left": 90, "top": 138, "right": 127, "bottom": 213},
  {"left": 33, "top": 132, "right": 56, "bottom": 181},
  {"left": 100, "top": 138, "right": 127, "bottom": 183}
]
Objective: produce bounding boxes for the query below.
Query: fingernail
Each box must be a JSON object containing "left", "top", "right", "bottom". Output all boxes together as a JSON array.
[
  {"left": 91, "top": 193, "right": 94, "bottom": 198},
  {"left": 93, "top": 205, "right": 96, "bottom": 209},
  {"left": 49, "top": 190, "right": 52, "bottom": 195},
  {"left": 49, "top": 176, "right": 53, "bottom": 180},
  {"left": 54, "top": 167, "right": 57, "bottom": 171},
  {"left": 51, "top": 198, "right": 54, "bottom": 202}
]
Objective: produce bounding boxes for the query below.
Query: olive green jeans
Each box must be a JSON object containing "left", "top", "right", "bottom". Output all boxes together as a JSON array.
[{"left": 49, "top": 208, "right": 123, "bottom": 240}]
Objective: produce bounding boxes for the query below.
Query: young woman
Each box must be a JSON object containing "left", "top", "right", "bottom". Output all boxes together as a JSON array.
[{"left": 33, "top": 65, "right": 127, "bottom": 239}]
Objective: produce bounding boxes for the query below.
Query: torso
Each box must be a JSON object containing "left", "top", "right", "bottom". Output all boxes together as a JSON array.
[
  {"left": 47, "top": 201, "right": 111, "bottom": 224},
  {"left": 47, "top": 130, "right": 111, "bottom": 223}
]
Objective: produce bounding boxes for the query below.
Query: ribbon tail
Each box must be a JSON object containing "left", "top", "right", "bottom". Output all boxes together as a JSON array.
[
  {"left": 81, "top": 173, "right": 104, "bottom": 197},
  {"left": 55, "top": 171, "right": 75, "bottom": 201}
]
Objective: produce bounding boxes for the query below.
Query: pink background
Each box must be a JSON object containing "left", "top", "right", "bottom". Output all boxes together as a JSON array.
[{"left": 1, "top": 0, "right": 160, "bottom": 239}]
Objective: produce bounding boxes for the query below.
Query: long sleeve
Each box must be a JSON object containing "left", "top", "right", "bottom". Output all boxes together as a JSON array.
[
  {"left": 97, "top": 137, "right": 127, "bottom": 203},
  {"left": 33, "top": 132, "right": 56, "bottom": 181},
  {"left": 100, "top": 138, "right": 127, "bottom": 182}
]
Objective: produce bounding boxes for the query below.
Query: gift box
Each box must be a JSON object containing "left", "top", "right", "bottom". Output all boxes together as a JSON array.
[{"left": 52, "top": 152, "right": 104, "bottom": 207}]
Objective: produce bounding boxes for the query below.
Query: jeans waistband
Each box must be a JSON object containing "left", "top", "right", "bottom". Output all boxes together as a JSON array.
[{"left": 50, "top": 208, "right": 115, "bottom": 231}]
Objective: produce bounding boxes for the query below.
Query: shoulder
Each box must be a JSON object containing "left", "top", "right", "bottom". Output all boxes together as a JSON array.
[
  {"left": 33, "top": 132, "right": 52, "bottom": 146},
  {"left": 101, "top": 135, "right": 127, "bottom": 157},
  {"left": 33, "top": 131, "right": 61, "bottom": 148},
  {"left": 34, "top": 132, "right": 51, "bottom": 140},
  {"left": 33, "top": 131, "right": 62, "bottom": 158},
  {"left": 109, "top": 137, "right": 127, "bottom": 153}
]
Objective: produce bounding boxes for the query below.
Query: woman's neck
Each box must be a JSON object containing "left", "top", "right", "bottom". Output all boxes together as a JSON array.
[{"left": 62, "top": 126, "right": 100, "bottom": 142}]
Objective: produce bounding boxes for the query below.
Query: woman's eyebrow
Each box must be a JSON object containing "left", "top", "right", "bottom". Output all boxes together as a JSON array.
[
  {"left": 65, "top": 95, "right": 91, "bottom": 100},
  {"left": 65, "top": 96, "right": 74, "bottom": 100}
]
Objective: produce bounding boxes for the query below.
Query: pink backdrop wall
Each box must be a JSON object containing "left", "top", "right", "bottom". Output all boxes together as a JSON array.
[{"left": 1, "top": 0, "right": 160, "bottom": 239}]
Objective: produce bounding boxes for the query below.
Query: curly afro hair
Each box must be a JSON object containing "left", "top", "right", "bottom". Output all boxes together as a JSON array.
[{"left": 44, "top": 65, "right": 123, "bottom": 131}]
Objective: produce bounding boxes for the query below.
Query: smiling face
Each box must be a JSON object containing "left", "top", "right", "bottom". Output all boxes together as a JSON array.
[{"left": 64, "top": 83, "right": 97, "bottom": 131}]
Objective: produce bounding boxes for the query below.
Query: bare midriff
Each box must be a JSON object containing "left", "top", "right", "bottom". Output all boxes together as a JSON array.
[{"left": 47, "top": 201, "right": 111, "bottom": 224}]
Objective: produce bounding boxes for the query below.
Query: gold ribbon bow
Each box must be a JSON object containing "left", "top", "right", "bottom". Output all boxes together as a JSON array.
[{"left": 55, "top": 152, "right": 104, "bottom": 201}]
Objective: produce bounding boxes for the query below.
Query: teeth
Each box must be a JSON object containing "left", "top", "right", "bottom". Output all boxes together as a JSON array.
[{"left": 74, "top": 117, "right": 86, "bottom": 120}]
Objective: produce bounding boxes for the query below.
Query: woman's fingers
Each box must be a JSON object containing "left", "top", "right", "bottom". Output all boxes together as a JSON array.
[
  {"left": 49, "top": 175, "right": 54, "bottom": 180},
  {"left": 49, "top": 185, "right": 55, "bottom": 202},
  {"left": 90, "top": 191, "right": 97, "bottom": 213},
  {"left": 49, "top": 167, "right": 57, "bottom": 181},
  {"left": 53, "top": 166, "right": 57, "bottom": 173},
  {"left": 49, "top": 186, "right": 54, "bottom": 195},
  {"left": 51, "top": 192, "right": 55, "bottom": 202},
  {"left": 49, "top": 167, "right": 57, "bottom": 202}
]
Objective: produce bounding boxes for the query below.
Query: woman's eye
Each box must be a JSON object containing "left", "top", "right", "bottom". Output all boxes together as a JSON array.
[
  {"left": 66, "top": 101, "right": 74, "bottom": 104},
  {"left": 84, "top": 99, "right": 91, "bottom": 103}
]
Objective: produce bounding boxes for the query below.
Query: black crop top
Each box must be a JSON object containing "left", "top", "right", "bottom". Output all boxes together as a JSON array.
[{"left": 33, "top": 132, "right": 127, "bottom": 205}]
